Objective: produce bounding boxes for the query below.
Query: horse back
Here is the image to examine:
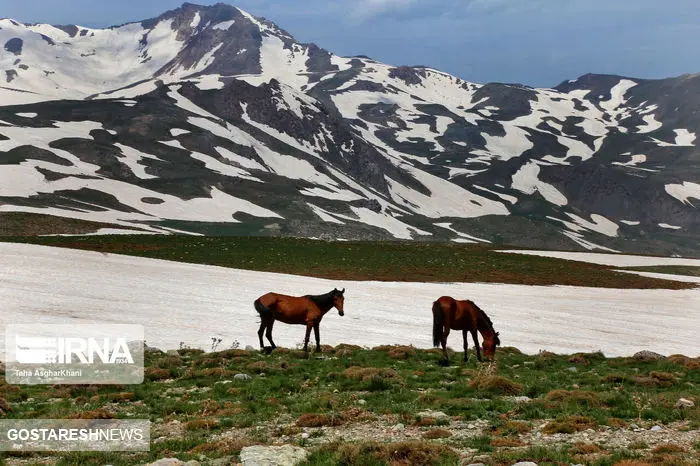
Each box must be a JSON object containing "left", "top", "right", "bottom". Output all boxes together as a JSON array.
[{"left": 258, "top": 292, "right": 316, "bottom": 325}]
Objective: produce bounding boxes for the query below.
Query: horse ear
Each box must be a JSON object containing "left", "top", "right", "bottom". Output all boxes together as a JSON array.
[{"left": 341, "top": 288, "right": 345, "bottom": 294}]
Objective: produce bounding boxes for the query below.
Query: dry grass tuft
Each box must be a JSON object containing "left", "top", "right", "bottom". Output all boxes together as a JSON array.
[
  {"left": 468, "top": 375, "right": 523, "bottom": 395},
  {"left": 683, "top": 358, "right": 700, "bottom": 370},
  {"left": 652, "top": 444, "right": 686, "bottom": 454},
  {"left": 632, "top": 371, "right": 677, "bottom": 388},
  {"left": 184, "top": 419, "right": 217, "bottom": 431},
  {"left": 343, "top": 366, "right": 401, "bottom": 382},
  {"left": 569, "top": 442, "right": 603, "bottom": 455},
  {"left": 544, "top": 389, "right": 601, "bottom": 407},
  {"left": 189, "top": 437, "right": 258, "bottom": 455},
  {"left": 607, "top": 417, "right": 627, "bottom": 429},
  {"left": 496, "top": 420, "right": 532, "bottom": 436},
  {"left": 145, "top": 367, "right": 171, "bottom": 381},
  {"left": 296, "top": 413, "right": 342, "bottom": 427},
  {"left": 422, "top": 428, "right": 452, "bottom": 439},
  {"left": 542, "top": 415, "right": 597, "bottom": 434},
  {"left": 153, "top": 355, "right": 184, "bottom": 369},
  {"left": 490, "top": 437, "right": 524, "bottom": 447},
  {"left": 247, "top": 361, "right": 268, "bottom": 373},
  {"left": 387, "top": 345, "right": 418, "bottom": 359},
  {"left": 336, "top": 440, "right": 457, "bottom": 466},
  {"left": 66, "top": 408, "right": 115, "bottom": 419}
]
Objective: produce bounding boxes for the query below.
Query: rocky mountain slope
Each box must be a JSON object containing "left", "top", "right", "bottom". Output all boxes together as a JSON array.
[{"left": 1, "top": 3, "right": 698, "bottom": 255}]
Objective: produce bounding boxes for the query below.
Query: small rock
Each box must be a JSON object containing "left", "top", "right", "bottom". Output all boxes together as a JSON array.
[
  {"left": 245, "top": 345, "right": 257, "bottom": 351},
  {"left": 505, "top": 396, "right": 531, "bottom": 403},
  {"left": 416, "top": 410, "right": 450, "bottom": 423},
  {"left": 567, "top": 366, "right": 578, "bottom": 372},
  {"left": 633, "top": 350, "right": 665, "bottom": 361},
  {"left": 301, "top": 432, "right": 309, "bottom": 439},
  {"left": 391, "top": 423, "right": 405, "bottom": 432},
  {"left": 166, "top": 350, "right": 179, "bottom": 356},
  {"left": 675, "top": 398, "right": 694, "bottom": 409},
  {"left": 650, "top": 425, "right": 662, "bottom": 432},
  {"left": 234, "top": 373, "right": 252, "bottom": 381},
  {"left": 144, "top": 345, "right": 163, "bottom": 354},
  {"left": 144, "top": 459, "right": 200, "bottom": 466},
  {"left": 240, "top": 445, "right": 309, "bottom": 466},
  {"left": 512, "top": 462, "right": 539, "bottom": 466},
  {"left": 357, "top": 399, "right": 367, "bottom": 405},
  {"left": 629, "top": 423, "right": 639, "bottom": 430},
  {"left": 463, "top": 463, "right": 486, "bottom": 466}
]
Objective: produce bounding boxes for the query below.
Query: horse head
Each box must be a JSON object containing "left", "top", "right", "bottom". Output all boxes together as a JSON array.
[
  {"left": 332, "top": 288, "right": 345, "bottom": 316},
  {"left": 482, "top": 331, "right": 500, "bottom": 361}
]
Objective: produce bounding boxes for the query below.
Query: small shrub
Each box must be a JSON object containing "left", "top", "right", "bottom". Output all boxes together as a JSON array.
[{"left": 422, "top": 428, "right": 451, "bottom": 439}]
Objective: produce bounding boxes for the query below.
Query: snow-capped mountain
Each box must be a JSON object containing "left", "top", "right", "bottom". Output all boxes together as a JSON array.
[{"left": 1, "top": 3, "right": 698, "bottom": 255}]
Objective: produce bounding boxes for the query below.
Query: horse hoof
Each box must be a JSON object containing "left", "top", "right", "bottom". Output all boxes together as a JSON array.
[
  {"left": 438, "top": 359, "right": 450, "bottom": 367},
  {"left": 262, "top": 346, "right": 274, "bottom": 355}
]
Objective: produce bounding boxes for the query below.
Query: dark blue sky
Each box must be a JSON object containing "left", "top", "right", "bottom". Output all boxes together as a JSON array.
[{"left": 3, "top": 0, "right": 699, "bottom": 87}]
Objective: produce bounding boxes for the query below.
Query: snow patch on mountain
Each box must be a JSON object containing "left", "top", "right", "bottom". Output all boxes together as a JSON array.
[
  {"left": 665, "top": 182, "right": 700, "bottom": 206},
  {"left": 511, "top": 161, "right": 567, "bottom": 206}
]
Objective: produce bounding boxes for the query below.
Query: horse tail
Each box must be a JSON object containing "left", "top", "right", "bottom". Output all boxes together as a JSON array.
[
  {"left": 254, "top": 298, "right": 272, "bottom": 316},
  {"left": 432, "top": 300, "right": 444, "bottom": 347}
]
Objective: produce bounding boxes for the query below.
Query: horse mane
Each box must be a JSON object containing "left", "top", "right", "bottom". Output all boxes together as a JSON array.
[
  {"left": 472, "top": 301, "right": 500, "bottom": 345},
  {"left": 305, "top": 290, "right": 336, "bottom": 310}
]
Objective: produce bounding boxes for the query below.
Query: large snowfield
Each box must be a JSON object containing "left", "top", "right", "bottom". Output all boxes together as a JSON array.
[{"left": 0, "top": 243, "right": 698, "bottom": 359}]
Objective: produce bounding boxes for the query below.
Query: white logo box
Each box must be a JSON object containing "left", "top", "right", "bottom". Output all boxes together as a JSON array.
[{"left": 5, "top": 324, "right": 144, "bottom": 385}]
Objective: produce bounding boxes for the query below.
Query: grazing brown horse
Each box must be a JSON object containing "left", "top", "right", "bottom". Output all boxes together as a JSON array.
[
  {"left": 432, "top": 296, "right": 500, "bottom": 364},
  {"left": 254, "top": 288, "right": 345, "bottom": 352}
]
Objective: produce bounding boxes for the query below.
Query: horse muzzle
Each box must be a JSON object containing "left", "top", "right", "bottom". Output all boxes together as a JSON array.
[{"left": 338, "top": 310, "right": 345, "bottom": 316}]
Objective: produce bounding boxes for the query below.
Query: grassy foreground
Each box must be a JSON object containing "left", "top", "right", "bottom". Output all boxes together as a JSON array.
[
  {"left": 1, "top": 345, "right": 698, "bottom": 465},
  {"left": 3, "top": 236, "right": 697, "bottom": 289}
]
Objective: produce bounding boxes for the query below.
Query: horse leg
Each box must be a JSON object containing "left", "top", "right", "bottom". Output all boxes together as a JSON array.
[
  {"left": 257, "top": 320, "right": 266, "bottom": 350},
  {"left": 265, "top": 319, "right": 276, "bottom": 349},
  {"left": 313, "top": 323, "right": 321, "bottom": 352},
  {"left": 463, "top": 329, "right": 469, "bottom": 363},
  {"left": 471, "top": 330, "right": 482, "bottom": 362},
  {"left": 441, "top": 328, "right": 451, "bottom": 365},
  {"left": 303, "top": 323, "right": 313, "bottom": 352}
]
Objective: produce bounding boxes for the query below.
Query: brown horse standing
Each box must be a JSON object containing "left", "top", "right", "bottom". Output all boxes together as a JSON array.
[
  {"left": 254, "top": 288, "right": 345, "bottom": 352},
  {"left": 432, "top": 296, "right": 500, "bottom": 364}
]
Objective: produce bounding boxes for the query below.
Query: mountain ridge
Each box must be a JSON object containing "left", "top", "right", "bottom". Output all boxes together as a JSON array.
[{"left": 1, "top": 2, "right": 698, "bottom": 256}]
